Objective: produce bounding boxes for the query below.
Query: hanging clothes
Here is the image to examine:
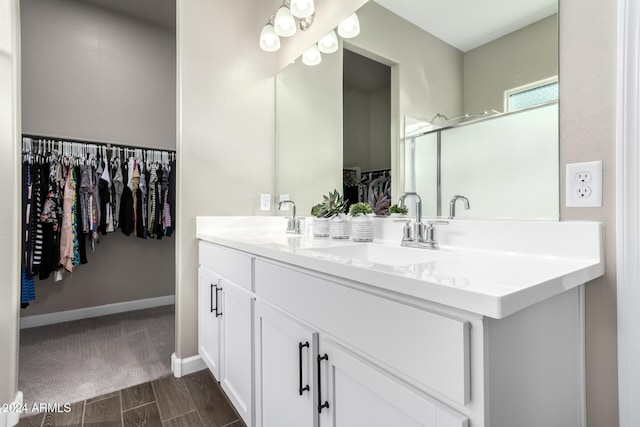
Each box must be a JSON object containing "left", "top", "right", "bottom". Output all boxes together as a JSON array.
[
  {"left": 73, "top": 165, "right": 87, "bottom": 265},
  {"left": 111, "top": 158, "right": 124, "bottom": 230},
  {"left": 20, "top": 136, "right": 176, "bottom": 308},
  {"left": 21, "top": 161, "right": 36, "bottom": 307},
  {"left": 59, "top": 166, "right": 76, "bottom": 272}
]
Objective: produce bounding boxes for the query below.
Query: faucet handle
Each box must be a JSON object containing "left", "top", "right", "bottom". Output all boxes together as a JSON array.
[
  {"left": 427, "top": 220, "right": 449, "bottom": 226},
  {"left": 394, "top": 219, "right": 413, "bottom": 242}
]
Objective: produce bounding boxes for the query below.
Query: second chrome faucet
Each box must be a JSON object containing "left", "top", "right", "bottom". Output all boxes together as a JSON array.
[
  {"left": 449, "top": 195, "right": 470, "bottom": 219},
  {"left": 278, "top": 200, "right": 303, "bottom": 234},
  {"left": 398, "top": 192, "right": 448, "bottom": 249}
]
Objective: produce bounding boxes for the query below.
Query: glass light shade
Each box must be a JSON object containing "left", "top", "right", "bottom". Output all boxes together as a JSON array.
[
  {"left": 274, "top": 6, "right": 296, "bottom": 37},
  {"left": 290, "top": 0, "right": 315, "bottom": 18},
  {"left": 302, "top": 45, "right": 322, "bottom": 66},
  {"left": 318, "top": 30, "right": 338, "bottom": 54},
  {"left": 338, "top": 13, "right": 360, "bottom": 38},
  {"left": 259, "top": 23, "right": 281, "bottom": 52}
]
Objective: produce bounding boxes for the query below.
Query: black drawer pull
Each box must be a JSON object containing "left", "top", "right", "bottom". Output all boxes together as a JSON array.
[
  {"left": 215, "top": 285, "right": 222, "bottom": 317},
  {"left": 317, "top": 353, "right": 330, "bottom": 413},
  {"left": 210, "top": 284, "right": 215, "bottom": 313},
  {"left": 298, "top": 342, "right": 310, "bottom": 395}
]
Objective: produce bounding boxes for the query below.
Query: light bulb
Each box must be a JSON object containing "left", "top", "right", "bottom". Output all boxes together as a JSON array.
[
  {"left": 290, "top": 0, "right": 315, "bottom": 18},
  {"left": 338, "top": 13, "right": 360, "bottom": 39},
  {"left": 302, "top": 44, "right": 322, "bottom": 66},
  {"left": 260, "top": 23, "right": 281, "bottom": 52},
  {"left": 318, "top": 30, "right": 338, "bottom": 54},
  {"left": 274, "top": 6, "right": 296, "bottom": 37}
]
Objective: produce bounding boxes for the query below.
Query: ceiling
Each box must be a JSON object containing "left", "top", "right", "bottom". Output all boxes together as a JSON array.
[
  {"left": 79, "top": 0, "right": 175, "bottom": 28},
  {"left": 373, "top": 0, "right": 557, "bottom": 52}
]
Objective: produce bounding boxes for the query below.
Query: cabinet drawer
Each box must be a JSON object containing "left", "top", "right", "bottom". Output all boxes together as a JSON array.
[
  {"left": 255, "top": 259, "right": 470, "bottom": 405},
  {"left": 199, "top": 241, "right": 253, "bottom": 291}
]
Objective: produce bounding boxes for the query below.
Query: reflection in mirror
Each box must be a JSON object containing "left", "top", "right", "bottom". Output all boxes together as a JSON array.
[
  {"left": 406, "top": 103, "right": 559, "bottom": 220},
  {"left": 343, "top": 50, "right": 392, "bottom": 214},
  {"left": 275, "top": 0, "right": 558, "bottom": 219},
  {"left": 275, "top": 50, "right": 342, "bottom": 216}
]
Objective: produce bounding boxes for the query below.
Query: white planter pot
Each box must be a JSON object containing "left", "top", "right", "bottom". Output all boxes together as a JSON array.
[
  {"left": 351, "top": 214, "right": 374, "bottom": 242},
  {"left": 330, "top": 214, "right": 351, "bottom": 239},
  {"left": 312, "top": 217, "right": 330, "bottom": 237}
]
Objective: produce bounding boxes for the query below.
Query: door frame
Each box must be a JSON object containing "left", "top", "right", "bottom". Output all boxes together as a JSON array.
[{"left": 616, "top": 0, "right": 640, "bottom": 425}]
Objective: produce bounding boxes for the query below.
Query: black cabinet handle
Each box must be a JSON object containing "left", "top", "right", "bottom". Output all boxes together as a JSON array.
[
  {"left": 210, "top": 284, "right": 215, "bottom": 313},
  {"left": 215, "top": 285, "right": 222, "bottom": 317},
  {"left": 317, "top": 354, "right": 330, "bottom": 413},
  {"left": 298, "top": 342, "right": 310, "bottom": 395}
]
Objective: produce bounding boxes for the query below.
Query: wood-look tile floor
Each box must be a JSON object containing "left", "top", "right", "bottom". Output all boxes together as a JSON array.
[{"left": 17, "top": 369, "right": 246, "bottom": 427}]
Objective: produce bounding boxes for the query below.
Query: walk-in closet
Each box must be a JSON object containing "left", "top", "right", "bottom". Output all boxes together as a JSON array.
[{"left": 18, "top": 0, "right": 177, "bottom": 415}]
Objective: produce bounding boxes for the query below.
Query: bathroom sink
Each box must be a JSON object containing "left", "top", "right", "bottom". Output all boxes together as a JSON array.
[{"left": 308, "top": 242, "right": 453, "bottom": 267}]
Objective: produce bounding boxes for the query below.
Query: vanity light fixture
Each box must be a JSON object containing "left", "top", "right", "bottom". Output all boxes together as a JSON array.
[
  {"left": 260, "top": 0, "right": 316, "bottom": 52},
  {"left": 260, "top": 5, "right": 361, "bottom": 56},
  {"left": 318, "top": 30, "right": 339, "bottom": 53},
  {"left": 338, "top": 13, "right": 360, "bottom": 38},
  {"left": 302, "top": 44, "right": 322, "bottom": 66},
  {"left": 259, "top": 21, "right": 281, "bottom": 52},
  {"left": 274, "top": 5, "right": 297, "bottom": 37},
  {"left": 290, "top": 0, "right": 315, "bottom": 18}
]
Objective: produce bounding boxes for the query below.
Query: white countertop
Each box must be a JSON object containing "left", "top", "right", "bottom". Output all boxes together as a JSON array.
[{"left": 196, "top": 216, "right": 605, "bottom": 319}]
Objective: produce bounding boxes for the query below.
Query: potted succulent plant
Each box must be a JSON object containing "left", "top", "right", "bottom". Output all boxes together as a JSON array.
[
  {"left": 348, "top": 202, "right": 374, "bottom": 242},
  {"left": 321, "top": 189, "right": 350, "bottom": 239},
  {"left": 310, "top": 203, "right": 330, "bottom": 237},
  {"left": 389, "top": 203, "right": 409, "bottom": 217}
]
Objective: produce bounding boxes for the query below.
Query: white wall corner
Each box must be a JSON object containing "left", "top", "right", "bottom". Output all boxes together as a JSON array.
[
  {"left": 171, "top": 352, "right": 206, "bottom": 378},
  {"left": 0, "top": 391, "right": 23, "bottom": 427}
]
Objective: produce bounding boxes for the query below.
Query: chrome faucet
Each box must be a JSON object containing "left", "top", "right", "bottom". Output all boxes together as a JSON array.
[
  {"left": 398, "top": 192, "right": 425, "bottom": 242},
  {"left": 398, "top": 192, "right": 448, "bottom": 249},
  {"left": 278, "top": 200, "right": 302, "bottom": 234},
  {"left": 449, "top": 195, "right": 470, "bottom": 219}
]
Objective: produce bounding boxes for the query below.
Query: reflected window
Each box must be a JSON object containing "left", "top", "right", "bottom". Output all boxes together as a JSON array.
[{"left": 505, "top": 77, "right": 558, "bottom": 112}]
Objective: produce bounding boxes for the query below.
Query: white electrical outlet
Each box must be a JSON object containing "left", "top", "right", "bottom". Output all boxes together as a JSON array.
[
  {"left": 260, "top": 193, "right": 271, "bottom": 211},
  {"left": 279, "top": 194, "right": 290, "bottom": 210},
  {"left": 566, "top": 161, "right": 602, "bottom": 207}
]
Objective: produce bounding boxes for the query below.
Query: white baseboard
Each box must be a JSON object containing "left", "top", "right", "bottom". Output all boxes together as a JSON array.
[
  {"left": 20, "top": 295, "right": 175, "bottom": 329},
  {"left": 0, "top": 391, "right": 23, "bottom": 427},
  {"left": 171, "top": 352, "right": 206, "bottom": 378}
]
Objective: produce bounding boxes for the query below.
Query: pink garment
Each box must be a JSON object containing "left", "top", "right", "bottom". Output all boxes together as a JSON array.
[{"left": 59, "top": 167, "right": 75, "bottom": 272}]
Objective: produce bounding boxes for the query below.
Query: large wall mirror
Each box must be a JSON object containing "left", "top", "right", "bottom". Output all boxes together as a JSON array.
[{"left": 275, "top": 0, "right": 559, "bottom": 219}]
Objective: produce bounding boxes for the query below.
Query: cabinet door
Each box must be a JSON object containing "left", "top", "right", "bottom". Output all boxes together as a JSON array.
[
  {"left": 198, "top": 266, "right": 222, "bottom": 378},
  {"left": 318, "top": 340, "right": 468, "bottom": 427},
  {"left": 255, "top": 300, "right": 319, "bottom": 427},
  {"left": 219, "top": 279, "right": 255, "bottom": 426}
]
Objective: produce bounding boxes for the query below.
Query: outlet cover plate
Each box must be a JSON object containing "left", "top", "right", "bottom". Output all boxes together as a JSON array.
[
  {"left": 260, "top": 193, "right": 271, "bottom": 211},
  {"left": 566, "top": 161, "right": 602, "bottom": 207},
  {"left": 279, "top": 194, "right": 290, "bottom": 210}
]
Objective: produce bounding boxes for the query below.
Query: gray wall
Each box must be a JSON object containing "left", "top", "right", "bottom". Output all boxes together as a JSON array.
[
  {"left": 463, "top": 14, "right": 558, "bottom": 114},
  {"left": 343, "top": 84, "right": 391, "bottom": 172},
  {"left": 19, "top": 0, "right": 176, "bottom": 318},
  {"left": 559, "top": 0, "right": 618, "bottom": 425},
  {"left": 21, "top": 0, "right": 176, "bottom": 149},
  {"left": 175, "top": 0, "right": 277, "bottom": 360}
]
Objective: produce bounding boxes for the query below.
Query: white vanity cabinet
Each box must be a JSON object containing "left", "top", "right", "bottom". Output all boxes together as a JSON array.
[
  {"left": 319, "top": 339, "right": 469, "bottom": 427},
  {"left": 197, "top": 231, "right": 591, "bottom": 427},
  {"left": 197, "top": 266, "right": 223, "bottom": 378},
  {"left": 198, "top": 242, "right": 255, "bottom": 426},
  {"left": 254, "top": 300, "right": 319, "bottom": 427},
  {"left": 253, "top": 259, "right": 470, "bottom": 427}
]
